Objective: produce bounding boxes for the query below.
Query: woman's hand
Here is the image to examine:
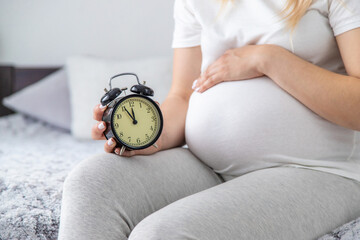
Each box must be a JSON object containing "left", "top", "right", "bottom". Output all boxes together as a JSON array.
[
  {"left": 192, "top": 45, "right": 267, "bottom": 93},
  {"left": 91, "top": 104, "right": 163, "bottom": 157}
]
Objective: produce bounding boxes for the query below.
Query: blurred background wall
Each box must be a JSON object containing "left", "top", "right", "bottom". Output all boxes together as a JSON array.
[{"left": 0, "top": 0, "right": 174, "bottom": 66}]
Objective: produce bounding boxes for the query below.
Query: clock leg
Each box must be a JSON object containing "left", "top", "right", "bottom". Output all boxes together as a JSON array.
[{"left": 120, "top": 145, "right": 126, "bottom": 155}]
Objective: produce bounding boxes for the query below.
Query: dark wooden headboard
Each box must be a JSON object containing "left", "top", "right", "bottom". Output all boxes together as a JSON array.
[{"left": 0, "top": 66, "right": 61, "bottom": 116}]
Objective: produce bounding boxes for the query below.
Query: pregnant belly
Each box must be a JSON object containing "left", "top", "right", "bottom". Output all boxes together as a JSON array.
[{"left": 185, "top": 77, "right": 354, "bottom": 176}]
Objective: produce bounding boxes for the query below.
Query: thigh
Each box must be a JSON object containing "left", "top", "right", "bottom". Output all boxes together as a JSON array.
[
  {"left": 129, "top": 167, "right": 360, "bottom": 240},
  {"left": 59, "top": 147, "right": 223, "bottom": 240}
]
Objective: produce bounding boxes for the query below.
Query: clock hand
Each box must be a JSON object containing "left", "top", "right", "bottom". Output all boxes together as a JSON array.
[
  {"left": 124, "top": 107, "right": 137, "bottom": 125},
  {"left": 124, "top": 107, "right": 134, "bottom": 121},
  {"left": 131, "top": 108, "right": 136, "bottom": 120},
  {"left": 131, "top": 108, "right": 138, "bottom": 124}
]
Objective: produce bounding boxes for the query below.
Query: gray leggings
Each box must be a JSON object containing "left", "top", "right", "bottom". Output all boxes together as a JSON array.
[{"left": 58, "top": 148, "right": 360, "bottom": 240}]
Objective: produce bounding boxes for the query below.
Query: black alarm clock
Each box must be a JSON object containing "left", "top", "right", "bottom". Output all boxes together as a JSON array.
[{"left": 100, "top": 73, "right": 163, "bottom": 155}]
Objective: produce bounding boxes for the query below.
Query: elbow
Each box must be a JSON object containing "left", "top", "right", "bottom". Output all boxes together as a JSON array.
[
  {"left": 343, "top": 115, "right": 360, "bottom": 131},
  {"left": 332, "top": 111, "right": 360, "bottom": 131},
  {"left": 352, "top": 107, "right": 360, "bottom": 131},
  {"left": 351, "top": 124, "right": 360, "bottom": 131},
  {"left": 354, "top": 122, "right": 360, "bottom": 132}
]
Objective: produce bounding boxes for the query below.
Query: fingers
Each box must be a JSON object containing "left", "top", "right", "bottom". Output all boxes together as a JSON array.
[
  {"left": 104, "top": 138, "right": 136, "bottom": 156},
  {"left": 91, "top": 121, "right": 107, "bottom": 140},
  {"left": 104, "top": 138, "right": 117, "bottom": 153},
  {"left": 191, "top": 50, "right": 234, "bottom": 93},
  {"left": 114, "top": 146, "right": 144, "bottom": 157},
  {"left": 120, "top": 149, "right": 137, "bottom": 157},
  {"left": 93, "top": 104, "right": 107, "bottom": 121},
  {"left": 114, "top": 144, "right": 159, "bottom": 157},
  {"left": 114, "top": 147, "right": 121, "bottom": 155},
  {"left": 192, "top": 71, "right": 224, "bottom": 93},
  {"left": 198, "top": 73, "right": 224, "bottom": 93},
  {"left": 192, "top": 60, "right": 224, "bottom": 92},
  {"left": 112, "top": 147, "right": 137, "bottom": 157}
]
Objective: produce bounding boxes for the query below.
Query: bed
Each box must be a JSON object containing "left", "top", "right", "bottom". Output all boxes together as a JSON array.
[{"left": 0, "top": 64, "right": 359, "bottom": 240}]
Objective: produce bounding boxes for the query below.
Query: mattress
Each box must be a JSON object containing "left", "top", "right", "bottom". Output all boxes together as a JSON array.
[{"left": 0, "top": 114, "right": 359, "bottom": 240}]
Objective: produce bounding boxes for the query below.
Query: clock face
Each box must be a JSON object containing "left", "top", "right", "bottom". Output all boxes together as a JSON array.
[{"left": 111, "top": 95, "right": 163, "bottom": 150}]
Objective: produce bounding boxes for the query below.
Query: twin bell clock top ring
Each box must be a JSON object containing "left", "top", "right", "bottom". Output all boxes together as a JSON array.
[{"left": 100, "top": 73, "right": 163, "bottom": 156}]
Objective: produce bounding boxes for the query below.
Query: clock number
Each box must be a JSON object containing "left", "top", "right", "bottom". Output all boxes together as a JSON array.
[
  {"left": 139, "top": 102, "right": 142, "bottom": 108},
  {"left": 129, "top": 101, "right": 134, "bottom": 107},
  {"left": 122, "top": 106, "right": 126, "bottom": 112},
  {"left": 128, "top": 137, "right": 131, "bottom": 142},
  {"left": 136, "top": 138, "right": 141, "bottom": 143},
  {"left": 145, "top": 134, "right": 150, "bottom": 140},
  {"left": 151, "top": 116, "right": 156, "bottom": 122},
  {"left": 119, "top": 132, "right": 124, "bottom": 137},
  {"left": 114, "top": 123, "right": 119, "bottom": 128},
  {"left": 147, "top": 107, "right": 151, "bottom": 113},
  {"left": 117, "top": 114, "right": 122, "bottom": 119},
  {"left": 150, "top": 126, "right": 153, "bottom": 131}
]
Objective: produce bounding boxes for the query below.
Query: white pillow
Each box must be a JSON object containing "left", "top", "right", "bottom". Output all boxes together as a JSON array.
[
  {"left": 66, "top": 55, "right": 173, "bottom": 139},
  {"left": 2, "top": 69, "right": 71, "bottom": 130}
]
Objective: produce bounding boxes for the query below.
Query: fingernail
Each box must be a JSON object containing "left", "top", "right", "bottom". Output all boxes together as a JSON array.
[
  {"left": 195, "top": 87, "right": 200, "bottom": 92},
  {"left": 98, "top": 122, "right": 105, "bottom": 130},
  {"left": 115, "top": 149, "right": 120, "bottom": 155},
  {"left": 99, "top": 104, "right": 106, "bottom": 109},
  {"left": 107, "top": 138, "right": 115, "bottom": 146},
  {"left": 192, "top": 80, "right": 198, "bottom": 89}
]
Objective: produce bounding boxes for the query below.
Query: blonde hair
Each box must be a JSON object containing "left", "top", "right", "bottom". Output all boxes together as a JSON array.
[{"left": 218, "top": 0, "right": 312, "bottom": 32}]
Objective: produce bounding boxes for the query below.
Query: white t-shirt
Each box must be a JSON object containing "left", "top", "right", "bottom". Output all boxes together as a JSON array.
[{"left": 171, "top": 0, "right": 360, "bottom": 182}]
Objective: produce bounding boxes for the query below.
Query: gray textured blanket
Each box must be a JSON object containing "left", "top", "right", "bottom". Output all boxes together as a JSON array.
[
  {"left": 0, "top": 114, "right": 103, "bottom": 239},
  {"left": 319, "top": 217, "right": 360, "bottom": 240}
]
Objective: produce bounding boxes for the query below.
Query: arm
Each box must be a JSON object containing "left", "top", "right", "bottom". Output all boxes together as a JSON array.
[
  {"left": 161, "top": 46, "right": 202, "bottom": 150},
  {"left": 91, "top": 46, "right": 202, "bottom": 156},
  {"left": 258, "top": 28, "right": 360, "bottom": 131}
]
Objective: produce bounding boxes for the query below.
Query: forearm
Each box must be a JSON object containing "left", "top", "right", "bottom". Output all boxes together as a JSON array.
[
  {"left": 158, "top": 46, "right": 202, "bottom": 150},
  {"left": 159, "top": 94, "right": 189, "bottom": 150},
  {"left": 259, "top": 45, "right": 360, "bottom": 131}
]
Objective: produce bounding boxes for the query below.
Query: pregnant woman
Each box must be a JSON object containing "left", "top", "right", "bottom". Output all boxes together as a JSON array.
[{"left": 59, "top": 0, "right": 360, "bottom": 239}]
